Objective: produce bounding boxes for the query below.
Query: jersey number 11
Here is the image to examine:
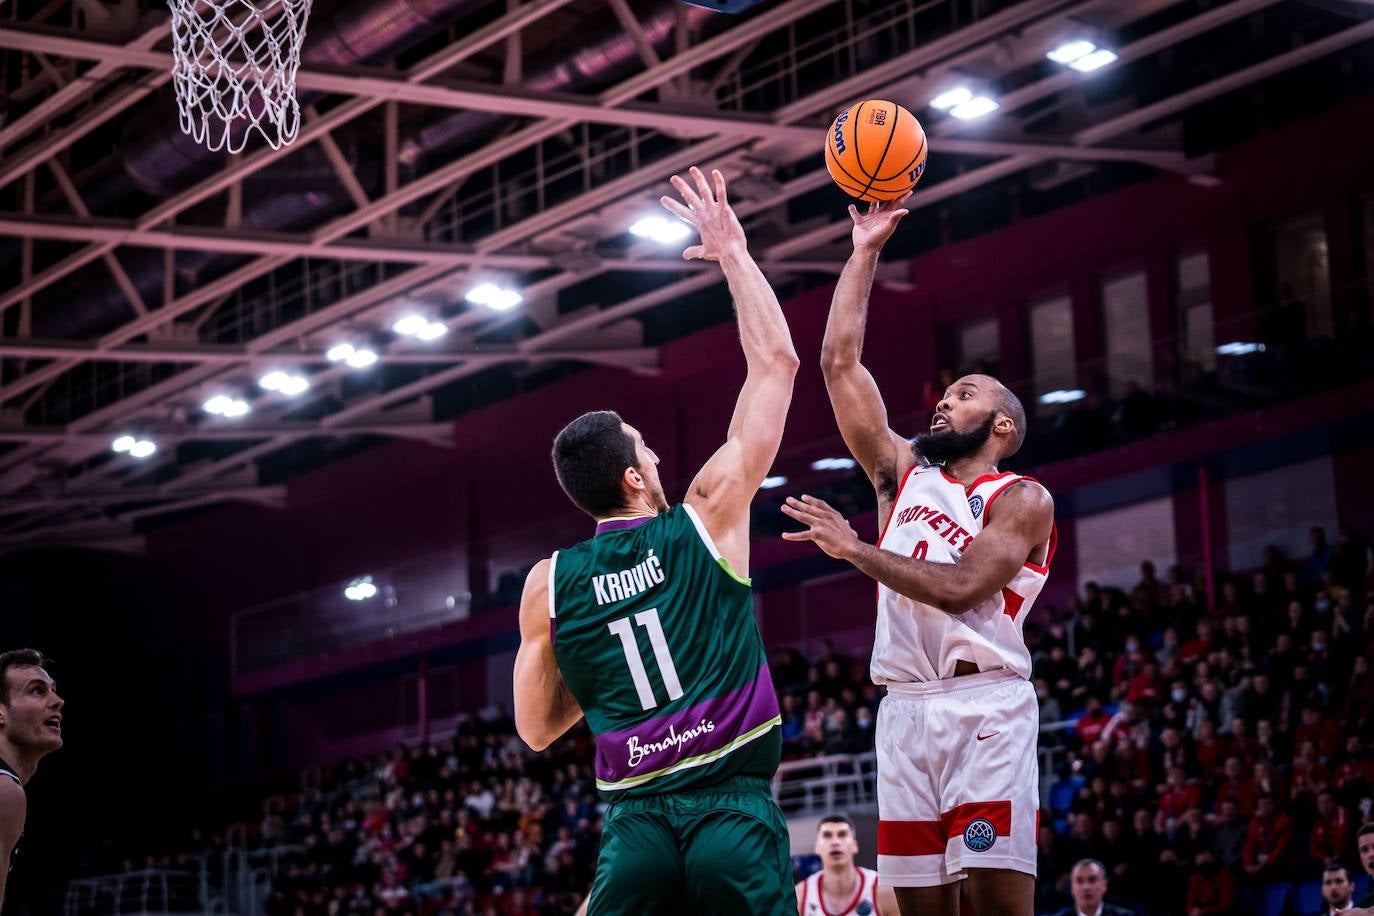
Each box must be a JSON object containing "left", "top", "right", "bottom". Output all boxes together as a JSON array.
[{"left": 607, "top": 608, "right": 685, "bottom": 711}]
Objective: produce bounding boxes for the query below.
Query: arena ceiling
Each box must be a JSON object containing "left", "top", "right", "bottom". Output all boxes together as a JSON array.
[{"left": 0, "top": 0, "right": 1370, "bottom": 551}]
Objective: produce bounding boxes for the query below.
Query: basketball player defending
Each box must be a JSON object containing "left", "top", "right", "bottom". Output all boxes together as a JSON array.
[
  {"left": 797, "top": 815, "right": 898, "bottom": 916},
  {"left": 0, "top": 649, "right": 64, "bottom": 909},
  {"left": 514, "top": 166, "right": 799, "bottom": 916},
  {"left": 781, "top": 194, "right": 1055, "bottom": 916}
]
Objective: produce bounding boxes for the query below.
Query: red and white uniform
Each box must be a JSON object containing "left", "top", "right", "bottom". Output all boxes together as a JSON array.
[
  {"left": 798, "top": 866, "right": 884, "bottom": 916},
  {"left": 870, "top": 465, "right": 1056, "bottom": 887}
]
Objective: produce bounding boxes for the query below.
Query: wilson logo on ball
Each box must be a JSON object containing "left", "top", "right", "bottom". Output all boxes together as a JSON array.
[{"left": 824, "top": 99, "right": 929, "bottom": 203}]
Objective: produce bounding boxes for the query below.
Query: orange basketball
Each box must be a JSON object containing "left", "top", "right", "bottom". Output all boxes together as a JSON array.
[{"left": 824, "top": 99, "right": 928, "bottom": 202}]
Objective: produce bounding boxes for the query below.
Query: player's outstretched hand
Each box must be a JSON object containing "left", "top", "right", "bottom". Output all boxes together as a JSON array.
[
  {"left": 849, "top": 190, "right": 911, "bottom": 252},
  {"left": 660, "top": 166, "right": 747, "bottom": 262},
  {"left": 781, "top": 494, "right": 861, "bottom": 560}
]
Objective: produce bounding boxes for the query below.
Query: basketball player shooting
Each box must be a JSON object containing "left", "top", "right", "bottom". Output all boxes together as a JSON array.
[
  {"left": 796, "top": 815, "right": 898, "bottom": 916},
  {"left": 513, "top": 166, "right": 799, "bottom": 915},
  {"left": 780, "top": 194, "right": 1055, "bottom": 916},
  {"left": 0, "top": 649, "right": 64, "bottom": 910}
]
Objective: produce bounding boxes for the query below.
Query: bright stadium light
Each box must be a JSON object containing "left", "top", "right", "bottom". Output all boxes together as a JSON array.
[
  {"left": 127, "top": 439, "right": 158, "bottom": 459},
  {"left": 345, "top": 348, "right": 379, "bottom": 368},
  {"left": 326, "top": 342, "right": 356, "bottom": 362},
  {"left": 1047, "top": 39, "right": 1097, "bottom": 64},
  {"left": 344, "top": 576, "right": 378, "bottom": 601},
  {"left": 1216, "top": 341, "right": 1266, "bottom": 356},
  {"left": 1039, "top": 389, "right": 1088, "bottom": 405},
  {"left": 760, "top": 476, "right": 788, "bottom": 490},
  {"left": 465, "top": 283, "right": 523, "bottom": 312},
  {"left": 260, "top": 370, "right": 309, "bottom": 396},
  {"left": 810, "top": 457, "right": 857, "bottom": 471},
  {"left": 392, "top": 314, "right": 429, "bottom": 337},
  {"left": 949, "top": 95, "right": 999, "bottom": 120},
  {"left": 930, "top": 86, "right": 973, "bottom": 110},
  {"left": 1070, "top": 48, "right": 1118, "bottom": 72},
  {"left": 629, "top": 215, "right": 691, "bottom": 244},
  {"left": 203, "top": 394, "right": 251, "bottom": 417},
  {"left": 416, "top": 322, "right": 448, "bottom": 341},
  {"left": 111, "top": 435, "right": 136, "bottom": 453}
]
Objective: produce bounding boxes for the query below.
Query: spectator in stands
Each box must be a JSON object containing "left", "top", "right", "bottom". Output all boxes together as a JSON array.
[
  {"left": 1212, "top": 798, "right": 1249, "bottom": 869},
  {"left": 1312, "top": 861, "right": 1356, "bottom": 915},
  {"left": 1309, "top": 790, "right": 1349, "bottom": 869},
  {"left": 1352, "top": 824, "right": 1374, "bottom": 911},
  {"left": 1050, "top": 859, "right": 1133, "bottom": 916},
  {"left": 1185, "top": 850, "right": 1238, "bottom": 916},
  {"left": 1243, "top": 792, "right": 1295, "bottom": 883},
  {"left": 1308, "top": 526, "right": 1334, "bottom": 585},
  {"left": 1075, "top": 697, "right": 1111, "bottom": 748}
]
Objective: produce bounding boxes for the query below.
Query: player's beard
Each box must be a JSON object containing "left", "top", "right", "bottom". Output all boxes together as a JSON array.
[{"left": 914, "top": 411, "right": 996, "bottom": 464}]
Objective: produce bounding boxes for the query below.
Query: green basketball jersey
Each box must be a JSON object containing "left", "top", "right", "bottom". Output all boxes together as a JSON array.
[{"left": 549, "top": 504, "right": 781, "bottom": 799}]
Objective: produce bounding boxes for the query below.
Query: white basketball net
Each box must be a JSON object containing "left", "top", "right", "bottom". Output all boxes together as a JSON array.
[{"left": 167, "top": 0, "right": 312, "bottom": 153}]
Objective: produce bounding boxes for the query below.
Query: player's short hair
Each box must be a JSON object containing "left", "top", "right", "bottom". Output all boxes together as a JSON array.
[
  {"left": 552, "top": 410, "right": 638, "bottom": 518},
  {"left": 992, "top": 381, "right": 1027, "bottom": 459},
  {"left": 1323, "top": 861, "right": 1351, "bottom": 881},
  {"left": 1358, "top": 823, "right": 1374, "bottom": 839},
  {"left": 0, "top": 649, "right": 49, "bottom": 705},
  {"left": 817, "top": 814, "right": 855, "bottom": 834},
  {"left": 1072, "top": 858, "right": 1107, "bottom": 879}
]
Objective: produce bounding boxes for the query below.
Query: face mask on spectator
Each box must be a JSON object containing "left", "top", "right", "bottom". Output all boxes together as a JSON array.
[
  {"left": 1312, "top": 641, "right": 1327, "bottom": 652},
  {"left": 1171, "top": 689, "right": 1187, "bottom": 703}
]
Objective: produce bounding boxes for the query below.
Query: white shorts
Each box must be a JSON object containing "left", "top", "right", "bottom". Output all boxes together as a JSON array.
[{"left": 875, "top": 668, "right": 1039, "bottom": 887}]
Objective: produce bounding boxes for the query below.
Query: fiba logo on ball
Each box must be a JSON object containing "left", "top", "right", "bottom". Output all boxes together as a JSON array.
[
  {"left": 963, "top": 817, "right": 997, "bottom": 852},
  {"left": 968, "top": 494, "right": 985, "bottom": 518}
]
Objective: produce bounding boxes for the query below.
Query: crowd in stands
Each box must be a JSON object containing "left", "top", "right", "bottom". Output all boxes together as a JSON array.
[
  {"left": 1031, "top": 524, "right": 1374, "bottom": 915},
  {"left": 80, "top": 517, "right": 1372, "bottom": 916}
]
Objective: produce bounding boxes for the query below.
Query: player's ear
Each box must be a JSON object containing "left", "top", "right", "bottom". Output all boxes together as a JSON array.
[
  {"left": 623, "top": 465, "right": 644, "bottom": 492},
  {"left": 994, "top": 412, "right": 1015, "bottom": 436}
]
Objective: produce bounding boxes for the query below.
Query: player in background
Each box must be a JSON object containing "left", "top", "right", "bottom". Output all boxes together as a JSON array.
[
  {"left": 797, "top": 814, "right": 897, "bottom": 916},
  {"left": 0, "top": 649, "right": 64, "bottom": 910}
]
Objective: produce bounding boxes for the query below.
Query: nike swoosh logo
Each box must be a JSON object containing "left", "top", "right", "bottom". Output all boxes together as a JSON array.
[{"left": 976, "top": 732, "right": 998, "bottom": 741}]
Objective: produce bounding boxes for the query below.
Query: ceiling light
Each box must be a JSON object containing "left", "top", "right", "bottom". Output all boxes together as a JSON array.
[
  {"left": 277, "top": 375, "right": 310, "bottom": 397},
  {"left": 1047, "top": 40, "right": 1096, "bottom": 64},
  {"left": 344, "top": 576, "right": 378, "bottom": 601},
  {"left": 392, "top": 314, "right": 429, "bottom": 337},
  {"left": 949, "top": 96, "right": 999, "bottom": 120},
  {"left": 128, "top": 439, "right": 158, "bottom": 459},
  {"left": 629, "top": 215, "right": 691, "bottom": 244},
  {"left": 345, "top": 348, "right": 379, "bottom": 368},
  {"left": 810, "top": 457, "right": 857, "bottom": 471},
  {"left": 260, "top": 371, "right": 310, "bottom": 396},
  {"left": 930, "top": 86, "right": 973, "bottom": 111},
  {"left": 1216, "top": 341, "right": 1265, "bottom": 356},
  {"left": 465, "top": 283, "right": 523, "bottom": 312},
  {"left": 1070, "top": 48, "right": 1118, "bottom": 72},
  {"left": 760, "top": 476, "right": 788, "bottom": 490},
  {"left": 326, "top": 342, "right": 356, "bottom": 362},
  {"left": 1039, "top": 389, "right": 1087, "bottom": 405},
  {"left": 416, "top": 322, "right": 448, "bottom": 341},
  {"left": 111, "top": 435, "right": 136, "bottom": 453},
  {"left": 203, "top": 394, "right": 251, "bottom": 417}
]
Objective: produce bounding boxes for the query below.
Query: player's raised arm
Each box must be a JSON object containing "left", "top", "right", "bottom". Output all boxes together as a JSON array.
[
  {"left": 662, "top": 167, "right": 799, "bottom": 573},
  {"left": 781, "top": 480, "right": 1054, "bottom": 614},
  {"left": 512, "top": 558, "right": 583, "bottom": 752},
  {"left": 820, "top": 194, "right": 917, "bottom": 506}
]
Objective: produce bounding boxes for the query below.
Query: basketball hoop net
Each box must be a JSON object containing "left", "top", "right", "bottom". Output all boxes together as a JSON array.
[{"left": 167, "top": 0, "right": 312, "bottom": 153}]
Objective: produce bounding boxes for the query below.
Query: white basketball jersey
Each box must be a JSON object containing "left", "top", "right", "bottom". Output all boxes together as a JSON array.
[
  {"left": 870, "top": 466, "right": 1055, "bottom": 684},
  {"left": 799, "top": 866, "right": 884, "bottom": 916}
]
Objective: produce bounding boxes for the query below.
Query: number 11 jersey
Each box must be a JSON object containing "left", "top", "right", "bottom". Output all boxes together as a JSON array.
[{"left": 550, "top": 504, "right": 781, "bottom": 800}]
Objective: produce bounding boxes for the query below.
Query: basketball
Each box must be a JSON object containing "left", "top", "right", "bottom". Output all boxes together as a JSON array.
[{"left": 824, "top": 99, "right": 928, "bottom": 202}]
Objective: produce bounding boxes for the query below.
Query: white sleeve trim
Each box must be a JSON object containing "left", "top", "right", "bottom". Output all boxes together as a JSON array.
[
  {"left": 547, "top": 551, "right": 558, "bottom": 619},
  {"left": 681, "top": 503, "right": 723, "bottom": 561}
]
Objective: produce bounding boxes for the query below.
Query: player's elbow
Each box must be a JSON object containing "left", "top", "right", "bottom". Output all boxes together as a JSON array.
[
  {"left": 516, "top": 719, "right": 554, "bottom": 753},
  {"left": 819, "top": 344, "right": 854, "bottom": 377}
]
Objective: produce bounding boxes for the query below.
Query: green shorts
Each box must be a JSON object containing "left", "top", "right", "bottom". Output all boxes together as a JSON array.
[{"left": 587, "top": 775, "right": 793, "bottom": 916}]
